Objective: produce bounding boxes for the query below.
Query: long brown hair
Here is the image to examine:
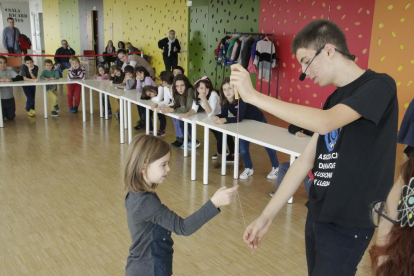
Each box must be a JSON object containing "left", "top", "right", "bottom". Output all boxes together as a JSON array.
[
  {"left": 194, "top": 77, "right": 214, "bottom": 105},
  {"left": 370, "top": 150, "right": 414, "bottom": 276},
  {"left": 172, "top": 74, "right": 194, "bottom": 109},
  {"left": 219, "top": 77, "right": 237, "bottom": 107},
  {"left": 141, "top": 85, "right": 157, "bottom": 100},
  {"left": 124, "top": 134, "right": 171, "bottom": 193}
]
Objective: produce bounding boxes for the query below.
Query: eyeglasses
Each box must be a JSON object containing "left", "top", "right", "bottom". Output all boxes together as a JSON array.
[{"left": 369, "top": 201, "right": 397, "bottom": 227}]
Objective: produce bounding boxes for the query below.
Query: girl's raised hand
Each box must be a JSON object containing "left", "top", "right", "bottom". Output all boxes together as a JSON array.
[
  {"left": 230, "top": 64, "right": 258, "bottom": 104},
  {"left": 212, "top": 116, "right": 225, "bottom": 124},
  {"left": 210, "top": 185, "right": 239, "bottom": 208}
]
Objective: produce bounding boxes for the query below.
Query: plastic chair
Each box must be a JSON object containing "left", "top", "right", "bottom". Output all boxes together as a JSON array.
[{"left": 6, "top": 57, "right": 22, "bottom": 72}]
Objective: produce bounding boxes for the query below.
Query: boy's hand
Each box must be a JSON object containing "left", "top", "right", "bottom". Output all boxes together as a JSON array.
[
  {"left": 243, "top": 216, "right": 273, "bottom": 250},
  {"left": 295, "top": 131, "right": 307, "bottom": 138},
  {"left": 210, "top": 185, "right": 239, "bottom": 208},
  {"left": 0, "top": 78, "right": 12, "bottom": 82},
  {"left": 32, "top": 79, "right": 39, "bottom": 82},
  {"left": 50, "top": 77, "right": 55, "bottom": 80}
]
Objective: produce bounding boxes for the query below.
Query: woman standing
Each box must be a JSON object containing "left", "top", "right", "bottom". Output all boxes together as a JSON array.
[{"left": 158, "top": 30, "right": 181, "bottom": 71}]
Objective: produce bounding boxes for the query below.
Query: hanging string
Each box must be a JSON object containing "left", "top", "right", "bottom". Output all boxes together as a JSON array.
[{"left": 234, "top": 86, "right": 255, "bottom": 255}]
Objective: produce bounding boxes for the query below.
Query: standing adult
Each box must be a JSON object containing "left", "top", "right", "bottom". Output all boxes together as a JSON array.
[
  {"left": 126, "top": 42, "right": 140, "bottom": 55},
  {"left": 103, "top": 40, "right": 116, "bottom": 68},
  {"left": 2, "top": 18, "right": 21, "bottom": 54},
  {"left": 117, "top": 49, "right": 155, "bottom": 79},
  {"left": 158, "top": 30, "right": 181, "bottom": 71},
  {"left": 54, "top": 40, "right": 75, "bottom": 78}
]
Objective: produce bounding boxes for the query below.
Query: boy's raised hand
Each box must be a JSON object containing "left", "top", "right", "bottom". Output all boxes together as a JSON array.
[
  {"left": 230, "top": 64, "right": 259, "bottom": 104},
  {"left": 211, "top": 185, "right": 239, "bottom": 208}
]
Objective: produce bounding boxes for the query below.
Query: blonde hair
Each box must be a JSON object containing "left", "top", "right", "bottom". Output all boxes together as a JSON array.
[
  {"left": 109, "top": 65, "right": 122, "bottom": 75},
  {"left": 124, "top": 134, "right": 171, "bottom": 193},
  {"left": 69, "top": 55, "right": 80, "bottom": 63}
]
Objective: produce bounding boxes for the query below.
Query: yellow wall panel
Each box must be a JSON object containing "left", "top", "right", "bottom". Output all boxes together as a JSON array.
[
  {"left": 103, "top": 0, "right": 189, "bottom": 77},
  {"left": 42, "top": 0, "right": 61, "bottom": 55}
]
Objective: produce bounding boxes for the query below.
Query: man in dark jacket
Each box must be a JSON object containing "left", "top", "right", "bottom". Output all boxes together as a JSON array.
[
  {"left": 126, "top": 42, "right": 140, "bottom": 55},
  {"left": 158, "top": 30, "right": 181, "bottom": 71},
  {"left": 54, "top": 40, "right": 76, "bottom": 77}
]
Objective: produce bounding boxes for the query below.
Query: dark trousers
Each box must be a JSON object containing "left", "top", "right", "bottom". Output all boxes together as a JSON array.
[
  {"left": 211, "top": 129, "right": 235, "bottom": 155},
  {"left": 1, "top": 98, "right": 16, "bottom": 120},
  {"left": 149, "top": 110, "right": 166, "bottom": 130},
  {"left": 136, "top": 105, "right": 146, "bottom": 122},
  {"left": 101, "top": 94, "right": 112, "bottom": 113},
  {"left": 23, "top": 86, "right": 36, "bottom": 111},
  {"left": 305, "top": 213, "right": 374, "bottom": 276},
  {"left": 163, "top": 56, "right": 178, "bottom": 71},
  {"left": 276, "top": 162, "right": 312, "bottom": 196}
]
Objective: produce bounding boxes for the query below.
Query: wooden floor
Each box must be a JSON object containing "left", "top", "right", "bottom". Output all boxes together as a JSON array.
[{"left": 0, "top": 77, "right": 405, "bottom": 275}]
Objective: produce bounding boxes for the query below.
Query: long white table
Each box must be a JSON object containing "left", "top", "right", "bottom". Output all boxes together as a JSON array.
[{"left": 1, "top": 79, "right": 311, "bottom": 202}]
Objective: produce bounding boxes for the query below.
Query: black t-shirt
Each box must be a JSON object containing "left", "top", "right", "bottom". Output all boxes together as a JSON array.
[
  {"left": 20, "top": 64, "right": 39, "bottom": 79},
  {"left": 307, "top": 69, "right": 398, "bottom": 228}
]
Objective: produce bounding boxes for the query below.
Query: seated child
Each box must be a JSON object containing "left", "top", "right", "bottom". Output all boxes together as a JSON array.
[
  {"left": 0, "top": 55, "right": 23, "bottom": 120},
  {"left": 39, "top": 59, "right": 61, "bottom": 117}
]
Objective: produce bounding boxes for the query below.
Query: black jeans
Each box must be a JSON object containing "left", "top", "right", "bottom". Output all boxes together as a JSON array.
[
  {"left": 163, "top": 56, "right": 178, "bottom": 71},
  {"left": 1, "top": 98, "right": 16, "bottom": 120},
  {"left": 211, "top": 129, "right": 235, "bottom": 155},
  {"left": 136, "top": 105, "right": 146, "bottom": 122},
  {"left": 305, "top": 212, "right": 374, "bottom": 276},
  {"left": 23, "top": 85, "right": 36, "bottom": 111},
  {"left": 149, "top": 110, "right": 166, "bottom": 130}
]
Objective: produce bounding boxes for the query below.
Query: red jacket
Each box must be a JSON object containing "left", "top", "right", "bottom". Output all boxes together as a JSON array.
[{"left": 18, "top": 37, "right": 31, "bottom": 54}]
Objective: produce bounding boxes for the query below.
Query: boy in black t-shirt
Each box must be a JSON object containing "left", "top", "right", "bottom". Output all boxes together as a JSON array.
[{"left": 231, "top": 19, "right": 398, "bottom": 276}]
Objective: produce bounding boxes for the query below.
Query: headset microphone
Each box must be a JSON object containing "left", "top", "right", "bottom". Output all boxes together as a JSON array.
[{"left": 299, "top": 45, "right": 325, "bottom": 81}]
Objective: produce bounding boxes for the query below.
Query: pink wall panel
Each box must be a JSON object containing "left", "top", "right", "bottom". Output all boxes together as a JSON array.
[{"left": 258, "top": 0, "right": 375, "bottom": 109}]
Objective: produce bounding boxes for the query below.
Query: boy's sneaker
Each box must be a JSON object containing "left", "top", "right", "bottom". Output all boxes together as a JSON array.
[
  {"left": 54, "top": 105, "right": 60, "bottom": 112},
  {"left": 240, "top": 168, "right": 254, "bottom": 179},
  {"left": 171, "top": 140, "right": 183, "bottom": 147},
  {"left": 212, "top": 154, "right": 218, "bottom": 160},
  {"left": 114, "top": 112, "right": 119, "bottom": 120},
  {"left": 267, "top": 167, "right": 279, "bottom": 180},
  {"left": 51, "top": 111, "right": 59, "bottom": 117},
  {"left": 28, "top": 109, "right": 35, "bottom": 116},
  {"left": 73, "top": 106, "right": 79, "bottom": 113},
  {"left": 134, "top": 121, "right": 145, "bottom": 130},
  {"left": 157, "top": 129, "right": 166, "bottom": 136},
  {"left": 69, "top": 107, "right": 76, "bottom": 113},
  {"left": 269, "top": 192, "right": 275, "bottom": 197}
]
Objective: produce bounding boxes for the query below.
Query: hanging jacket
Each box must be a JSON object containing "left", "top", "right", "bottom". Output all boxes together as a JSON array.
[
  {"left": 217, "top": 36, "right": 231, "bottom": 66},
  {"left": 250, "top": 36, "right": 265, "bottom": 63},
  {"left": 226, "top": 36, "right": 240, "bottom": 57},
  {"left": 254, "top": 40, "right": 276, "bottom": 82},
  {"left": 240, "top": 37, "right": 255, "bottom": 69}
]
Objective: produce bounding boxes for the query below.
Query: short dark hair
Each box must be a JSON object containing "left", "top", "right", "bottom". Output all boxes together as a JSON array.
[
  {"left": 173, "top": 66, "right": 184, "bottom": 75},
  {"left": 23, "top": 56, "right": 33, "bottom": 62},
  {"left": 0, "top": 55, "right": 7, "bottom": 63},
  {"left": 44, "top": 59, "right": 53, "bottom": 65},
  {"left": 117, "top": 49, "right": 127, "bottom": 55},
  {"left": 124, "top": 65, "right": 134, "bottom": 74},
  {"left": 291, "top": 19, "right": 350, "bottom": 56},
  {"left": 160, "top": 71, "right": 174, "bottom": 85},
  {"left": 135, "top": 66, "right": 150, "bottom": 79},
  {"left": 169, "top": 30, "right": 175, "bottom": 34},
  {"left": 61, "top": 39, "right": 67, "bottom": 44},
  {"left": 118, "top": 41, "right": 125, "bottom": 49},
  {"left": 141, "top": 86, "right": 158, "bottom": 100},
  {"left": 7, "top": 17, "right": 14, "bottom": 22}
]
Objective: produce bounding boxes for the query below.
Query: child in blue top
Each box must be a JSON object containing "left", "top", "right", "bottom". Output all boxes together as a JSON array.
[
  {"left": 124, "top": 134, "right": 238, "bottom": 276},
  {"left": 213, "top": 77, "right": 279, "bottom": 179}
]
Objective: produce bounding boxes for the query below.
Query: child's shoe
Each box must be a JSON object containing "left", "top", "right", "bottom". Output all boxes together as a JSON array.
[
  {"left": 134, "top": 121, "right": 145, "bottom": 130},
  {"left": 240, "top": 168, "right": 254, "bottom": 179},
  {"left": 114, "top": 112, "right": 119, "bottom": 120},
  {"left": 51, "top": 111, "right": 59, "bottom": 117},
  {"left": 157, "top": 129, "right": 165, "bottom": 136},
  {"left": 171, "top": 137, "right": 183, "bottom": 148},
  {"left": 28, "top": 109, "right": 35, "bottom": 117},
  {"left": 267, "top": 167, "right": 279, "bottom": 180},
  {"left": 73, "top": 106, "right": 79, "bottom": 113},
  {"left": 69, "top": 107, "right": 76, "bottom": 113},
  {"left": 54, "top": 105, "right": 60, "bottom": 112}
]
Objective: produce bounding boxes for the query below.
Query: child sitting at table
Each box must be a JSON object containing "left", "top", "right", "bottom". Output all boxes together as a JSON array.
[
  {"left": 124, "top": 65, "right": 136, "bottom": 90},
  {"left": 0, "top": 55, "right": 23, "bottom": 120},
  {"left": 213, "top": 77, "right": 280, "bottom": 180},
  {"left": 94, "top": 64, "right": 111, "bottom": 116},
  {"left": 21, "top": 55, "right": 39, "bottom": 117},
  {"left": 109, "top": 65, "right": 124, "bottom": 120},
  {"left": 172, "top": 66, "right": 184, "bottom": 77},
  {"left": 134, "top": 66, "right": 156, "bottom": 131},
  {"left": 141, "top": 85, "right": 166, "bottom": 136},
  {"left": 39, "top": 59, "right": 60, "bottom": 117},
  {"left": 67, "top": 55, "right": 86, "bottom": 113}
]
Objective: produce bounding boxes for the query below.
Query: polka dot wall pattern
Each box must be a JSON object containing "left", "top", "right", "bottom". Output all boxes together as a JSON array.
[
  {"left": 103, "top": 0, "right": 189, "bottom": 78},
  {"left": 368, "top": 1, "right": 413, "bottom": 126},
  {"left": 42, "top": 0, "right": 62, "bottom": 55},
  {"left": 189, "top": 1, "right": 260, "bottom": 85},
  {"left": 259, "top": 0, "right": 375, "bottom": 108}
]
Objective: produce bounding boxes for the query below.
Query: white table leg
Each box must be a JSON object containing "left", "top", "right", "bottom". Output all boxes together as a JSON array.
[
  {"left": 191, "top": 122, "right": 196, "bottom": 181},
  {"left": 221, "top": 133, "right": 227, "bottom": 176},
  {"left": 124, "top": 100, "right": 128, "bottom": 129},
  {"left": 145, "top": 108, "right": 150, "bottom": 134},
  {"left": 99, "top": 92, "right": 103, "bottom": 118},
  {"left": 128, "top": 102, "right": 133, "bottom": 144},
  {"left": 234, "top": 135, "right": 240, "bottom": 179},
  {"left": 119, "top": 98, "right": 124, "bottom": 144},
  {"left": 82, "top": 85, "right": 86, "bottom": 122},
  {"left": 128, "top": 101, "right": 132, "bottom": 143},
  {"left": 184, "top": 121, "right": 188, "bottom": 157},
  {"left": 43, "top": 86, "right": 48, "bottom": 119},
  {"left": 0, "top": 97, "right": 3, "bottom": 127},
  {"left": 153, "top": 110, "right": 157, "bottom": 137},
  {"left": 288, "top": 155, "right": 295, "bottom": 204},
  {"left": 104, "top": 94, "right": 108, "bottom": 120},
  {"left": 90, "top": 88, "right": 93, "bottom": 114},
  {"left": 203, "top": 126, "right": 209, "bottom": 185}
]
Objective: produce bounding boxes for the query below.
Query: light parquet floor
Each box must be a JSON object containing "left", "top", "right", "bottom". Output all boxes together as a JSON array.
[{"left": 0, "top": 77, "right": 405, "bottom": 275}]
